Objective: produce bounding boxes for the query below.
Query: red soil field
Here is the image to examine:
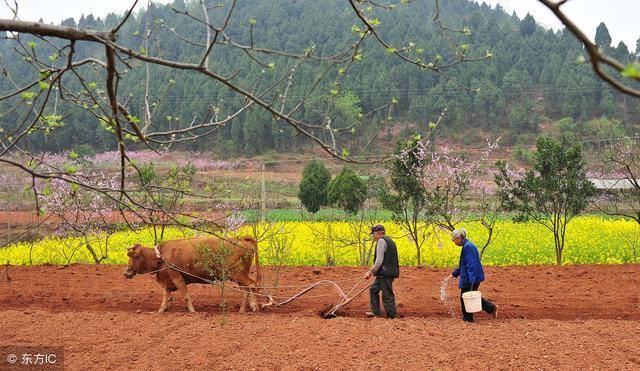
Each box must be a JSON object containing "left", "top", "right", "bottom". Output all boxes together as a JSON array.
[{"left": 0, "top": 264, "right": 639, "bottom": 369}]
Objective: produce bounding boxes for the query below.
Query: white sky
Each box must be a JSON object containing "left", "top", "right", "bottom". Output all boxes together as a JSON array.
[
  {"left": 0, "top": 0, "right": 171, "bottom": 23},
  {"left": 478, "top": 0, "right": 638, "bottom": 52},
  {"left": 1, "top": 0, "right": 638, "bottom": 52}
]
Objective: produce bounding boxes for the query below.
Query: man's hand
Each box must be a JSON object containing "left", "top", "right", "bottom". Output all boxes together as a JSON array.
[{"left": 363, "top": 271, "right": 372, "bottom": 279}]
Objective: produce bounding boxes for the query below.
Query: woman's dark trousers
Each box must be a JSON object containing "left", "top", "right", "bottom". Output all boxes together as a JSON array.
[{"left": 460, "top": 283, "right": 496, "bottom": 322}]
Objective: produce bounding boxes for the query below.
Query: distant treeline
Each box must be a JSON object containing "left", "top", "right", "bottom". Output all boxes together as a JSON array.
[{"left": 1, "top": 0, "right": 638, "bottom": 156}]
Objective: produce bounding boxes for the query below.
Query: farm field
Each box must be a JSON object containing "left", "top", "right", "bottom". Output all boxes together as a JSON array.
[{"left": 0, "top": 264, "right": 638, "bottom": 369}]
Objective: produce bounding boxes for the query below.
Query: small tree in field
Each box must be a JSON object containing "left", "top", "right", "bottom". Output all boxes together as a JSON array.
[
  {"left": 381, "top": 133, "right": 500, "bottom": 265},
  {"left": 595, "top": 139, "right": 640, "bottom": 263},
  {"left": 381, "top": 135, "right": 430, "bottom": 266},
  {"left": 265, "top": 232, "right": 294, "bottom": 286},
  {"left": 0, "top": 173, "right": 26, "bottom": 244},
  {"left": 422, "top": 141, "right": 501, "bottom": 257},
  {"left": 595, "top": 139, "right": 640, "bottom": 225},
  {"left": 298, "top": 160, "right": 331, "bottom": 213},
  {"left": 40, "top": 175, "right": 119, "bottom": 264},
  {"left": 197, "top": 242, "right": 233, "bottom": 322},
  {"left": 495, "top": 135, "right": 597, "bottom": 265},
  {"left": 135, "top": 161, "right": 196, "bottom": 244},
  {"left": 303, "top": 221, "right": 341, "bottom": 266},
  {"left": 327, "top": 167, "right": 367, "bottom": 215}
]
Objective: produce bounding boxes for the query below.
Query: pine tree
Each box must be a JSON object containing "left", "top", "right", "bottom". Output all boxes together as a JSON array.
[{"left": 298, "top": 161, "right": 331, "bottom": 213}]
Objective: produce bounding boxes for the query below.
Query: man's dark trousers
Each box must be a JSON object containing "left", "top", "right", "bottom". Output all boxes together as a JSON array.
[{"left": 370, "top": 276, "right": 396, "bottom": 318}]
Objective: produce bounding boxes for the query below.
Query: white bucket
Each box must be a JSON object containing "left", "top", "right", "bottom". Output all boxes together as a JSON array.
[{"left": 462, "top": 290, "right": 482, "bottom": 313}]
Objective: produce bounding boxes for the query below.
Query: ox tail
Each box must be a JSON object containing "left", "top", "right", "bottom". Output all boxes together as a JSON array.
[
  {"left": 242, "top": 236, "right": 271, "bottom": 306},
  {"left": 241, "top": 236, "right": 262, "bottom": 286}
]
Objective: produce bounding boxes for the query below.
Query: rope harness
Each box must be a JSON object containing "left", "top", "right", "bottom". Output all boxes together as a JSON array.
[
  {"left": 143, "top": 245, "right": 170, "bottom": 275},
  {"left": 149, "top": 245, "right": 220, "bottom": 285}
]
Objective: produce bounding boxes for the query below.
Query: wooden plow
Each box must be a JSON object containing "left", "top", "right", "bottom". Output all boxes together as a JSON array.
[{"left": 262, "top": 278, "right": 373, "bottom": 318}]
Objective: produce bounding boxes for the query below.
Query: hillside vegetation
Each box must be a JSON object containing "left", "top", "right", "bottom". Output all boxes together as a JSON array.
[{"left": 1, "top": 0, "right": 638, "bottom": 157}]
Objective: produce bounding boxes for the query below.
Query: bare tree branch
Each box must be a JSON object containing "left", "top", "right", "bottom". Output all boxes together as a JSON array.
[
  {"left": 0, "top": 0, "right": 492, "bottom": 233},
  {"left": 0, "top": 19, "right": 115, "bottom": 42},
  {"left": 537, "top": 0, "right": 640, "bottom": 98}
]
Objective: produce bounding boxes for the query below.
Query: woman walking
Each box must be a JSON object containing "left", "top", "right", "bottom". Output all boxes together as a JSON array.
[{"left": 450, "top": 228, "right": 498, "bottom": 322}]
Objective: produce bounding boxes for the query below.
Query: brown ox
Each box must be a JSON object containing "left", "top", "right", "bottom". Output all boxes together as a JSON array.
[{"left": 123, "top": 236, "right": 266, "bottom": 313}]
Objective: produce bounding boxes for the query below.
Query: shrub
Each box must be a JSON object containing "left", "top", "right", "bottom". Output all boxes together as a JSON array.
[
  {"left": 298, "top": 160, "right": 331, "bottom": 213},
  {"left": 327, "top": 167, "right": 367, "bottom": 214}
]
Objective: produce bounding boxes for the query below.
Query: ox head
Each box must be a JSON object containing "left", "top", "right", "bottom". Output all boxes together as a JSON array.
[{"left": 123, "top": 244, "right": 145, "bottom": 279}]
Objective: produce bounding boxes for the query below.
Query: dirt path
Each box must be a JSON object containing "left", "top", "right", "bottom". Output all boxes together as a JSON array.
[{"left": 0, "top": 264, "right": 639, "bottom": 369}]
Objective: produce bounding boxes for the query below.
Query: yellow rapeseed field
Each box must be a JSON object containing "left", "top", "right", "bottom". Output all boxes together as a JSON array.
[{"left": 1, "top": 216, "right": 637, "bottom": 266}]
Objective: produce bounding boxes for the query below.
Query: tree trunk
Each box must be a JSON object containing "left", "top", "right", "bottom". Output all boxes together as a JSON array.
[
  {"left": 554, "top": 232, "right": 562, "bottom": 265},
  {"left": 3, "top": 262, "right": 10, "bottom": 282},
  {"left": 84, "top": 234, "right": 104, "bottom": 264}
]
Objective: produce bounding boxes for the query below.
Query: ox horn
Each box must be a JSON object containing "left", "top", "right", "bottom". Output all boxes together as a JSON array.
[{"left": 127, "top": 244, "right": 140, "bottom": 251}]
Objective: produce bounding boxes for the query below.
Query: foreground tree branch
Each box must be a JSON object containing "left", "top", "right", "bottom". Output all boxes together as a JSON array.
[
  {"left": 537, "top": 0, "right": 640, "bottom": 98},
  {"left": 2, "top": 0, "right": 491, "bottom": 225}
]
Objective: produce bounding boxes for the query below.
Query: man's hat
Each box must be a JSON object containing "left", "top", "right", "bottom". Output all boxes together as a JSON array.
[{"left": 370, "top": 224, "right": 385, "bottom": 233}]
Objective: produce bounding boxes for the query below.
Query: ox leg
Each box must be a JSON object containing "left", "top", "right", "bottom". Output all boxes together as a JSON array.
[
  {"left": 238, "top": 288, "right": 249, "bottom": 313},
  {"left": 247, "top": 285, "right": 258, "bottom": 312},
  {"left": 158, "top": 288, "right": 171, "bottom": 313},
  {"left": 235, "top": 273, "right": 258, "bottom": 313},
  {"left": 169, "top": 274, "right": 196, "bottom": 313},
  {"left": 218, "top": 289, "right": 227, "bottom": 312}
]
